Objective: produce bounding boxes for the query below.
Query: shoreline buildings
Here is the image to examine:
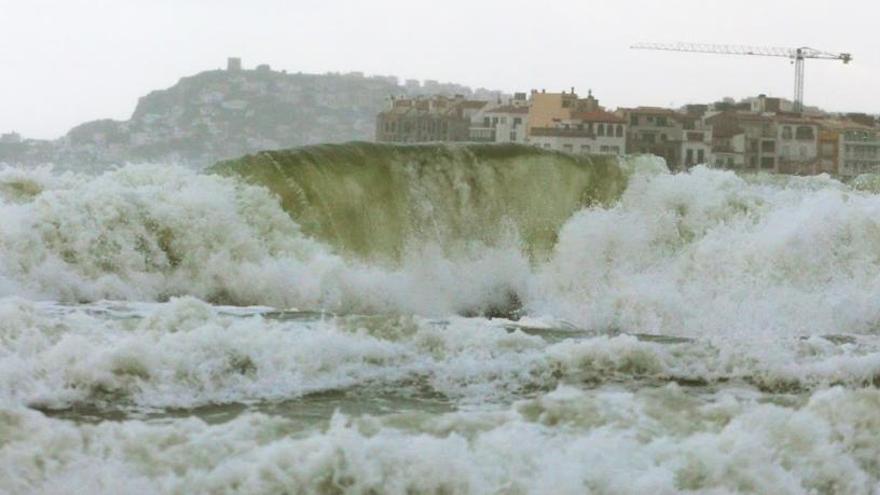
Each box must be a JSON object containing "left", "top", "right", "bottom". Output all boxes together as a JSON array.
[{"left": 376, "top": 90, "right": 879, "bottom": 176}]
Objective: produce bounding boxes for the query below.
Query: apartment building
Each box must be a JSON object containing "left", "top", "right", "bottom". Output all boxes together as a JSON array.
[
  {"left": 622, "top": 107, "right": 688, "bottom": 168},
  {"left": 679, "top": 114, "right": 714, "bottom": 168},
  {"left": 469, "top": 93, "right": 530, "bottom": 143},
  {"left": 529, "top": 110, "right": 626, "bottom": 155},
  {"left": 704, "top": 112, "right": 823, "bottom": 174},
  {"left": 776, "top": 118, "right": 820, "bottom": 174},
  {"left": 838, "top": 127, "right": 880, "bottom": 177},
  {"left": 526, "top": 88, "right": 601, "bottom": 131},
  {"left": 375, "top": 95, "right": 484, "bottom": 143},
  {"left": 526, "top": 89, "right": 625, "bottom": 154}
]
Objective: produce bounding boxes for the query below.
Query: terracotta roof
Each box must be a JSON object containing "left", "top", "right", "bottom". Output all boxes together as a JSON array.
[
  {"left": 622, "top": 106, "right": 681, "bottom": 116},
  {"left": 570, "top": 111, "right": 626, "bottom": 124},
  {"left": 818, "top": 119, "right": 875, "bottom": 131}
]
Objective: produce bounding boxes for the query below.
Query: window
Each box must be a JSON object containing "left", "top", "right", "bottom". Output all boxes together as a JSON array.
[
  {"left": 660, "top": 134, "right": 667, "bottom": 142},
  {"left": 513, "top": 117, "right": 522, "bottom": 126},
  {"left": 761, "top": 157, "right": 775, "bottom": 169},
  {"left": 597, "top": 124, "right": 605, "bottom": 136},
  {"left": 500, "top": 117, "right": 507, "bottom": 125},
  {"left": 580, "top": 145, "right": 591, "bottom": 153},
  {"left": 795, "top": 126, "right": 814, "bottom": 140},
  {"left": 657, "top": 117, "right": 667, "bottom": 126},
  {"left": 782, "top": 126, "right": 793, "bottom": 140},
  {"left": 697, "top": 150, "right": 705, "bottom": 163},
  {"left": 761, "top": 140, "right": 775, "bottom": 153},
  {"left": 611, "top": 146, "right": 620, "bottom": 154},
  {"left": 686, "top": 149, "right": 694, "bottom": 165},
  {"left": 510, "top": 131, "right": 517, "bottom": 142},
  {"left": 484, "top": 117, "right": 491, "bottom": 127},
  {"left": 600, "top": 145, "right": 610, "bottom": 153},
  {"left": 630, "top": 114, "right": 639, "bottom": 125},
  {"left": 616, "top": 125, "right": 623, "bottom": 137},
  {"left": 563, "top": 144, "right": 573, "bottom": 152}
]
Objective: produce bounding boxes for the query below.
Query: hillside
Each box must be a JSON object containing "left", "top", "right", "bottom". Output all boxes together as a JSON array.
[{"left": 0, "top": 65, "right": 502, "bottom": 169}]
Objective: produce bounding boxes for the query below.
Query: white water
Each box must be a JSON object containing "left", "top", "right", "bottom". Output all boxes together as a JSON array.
[{"left": 3, "top": 160, "right": 880, "bottom": 493}]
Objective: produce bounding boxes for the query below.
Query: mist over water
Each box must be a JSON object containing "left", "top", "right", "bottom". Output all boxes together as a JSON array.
[{"left": 4, "top": 144, "right": 880, "bottom": 493}]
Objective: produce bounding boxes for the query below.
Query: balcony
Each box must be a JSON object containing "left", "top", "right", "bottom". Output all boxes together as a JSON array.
[
  {"left": 530, "top": 127, "right": 598, "bottom": 138},
  {"left": 469, "top": 127, "right": 496, "bottom": 142}
]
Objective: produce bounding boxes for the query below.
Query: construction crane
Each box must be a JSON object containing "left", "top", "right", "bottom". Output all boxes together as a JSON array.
[{"left": 631, "top": 42, "right": 852, "bottom": 113}]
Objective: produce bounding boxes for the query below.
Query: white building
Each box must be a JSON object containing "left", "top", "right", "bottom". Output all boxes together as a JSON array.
[
  {"left": 681, "top": 119, "right": 714, "bottom": 168},
  {"left": 839, "top": 127, "right": 880, "bottom": 177},
  {"left": 529, "top": 110, "right": 626, "bottom": 155},
  {"left": 777, "top": 119, "right": 819, "bottom": 163},
  {"left": 469, "top": 93, "right": 529, "bottom": 143}
]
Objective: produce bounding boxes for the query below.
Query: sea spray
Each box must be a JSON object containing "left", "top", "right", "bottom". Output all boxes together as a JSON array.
[{"left": 6, "top": 148, "right": 880, "bottom": 493}]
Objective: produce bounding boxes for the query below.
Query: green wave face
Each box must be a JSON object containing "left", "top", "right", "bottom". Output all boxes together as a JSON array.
[{"left": 211, "top": 142, "right": 627, "bottom": 262}]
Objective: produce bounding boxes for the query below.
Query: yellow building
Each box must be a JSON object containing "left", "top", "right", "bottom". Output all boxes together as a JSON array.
[{"left": 526, "top": 88, "right": 601, "bottom": 132}]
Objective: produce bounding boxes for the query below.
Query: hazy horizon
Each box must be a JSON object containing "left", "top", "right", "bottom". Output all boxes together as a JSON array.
[{"left": 3, "top": 0, "right": 878, "bottom": 139}]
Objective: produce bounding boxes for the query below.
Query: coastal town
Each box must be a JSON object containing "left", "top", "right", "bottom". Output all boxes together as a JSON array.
[
  {"left": 376, "top": 88, "right": 880, "bottom": 177},
  {"left": 2, "top": 57, "right": 878, "bottom": 177}
]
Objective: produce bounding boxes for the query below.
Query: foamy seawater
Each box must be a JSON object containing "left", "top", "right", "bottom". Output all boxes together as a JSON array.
[{"left": 3, "top": 146, "right": 880, "bottom": 493}]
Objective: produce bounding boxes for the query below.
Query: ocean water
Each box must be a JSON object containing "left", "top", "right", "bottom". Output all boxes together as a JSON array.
[{"left": 3, "top": 144, "right": 880, "bottom": 494}]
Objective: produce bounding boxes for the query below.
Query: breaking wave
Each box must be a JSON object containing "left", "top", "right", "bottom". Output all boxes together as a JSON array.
[
  {"left": 6, "top": 143, "right": 880, "bottom": 492},
  {"left": 3, "top": 143, "right": 880, "bottom": 334}
]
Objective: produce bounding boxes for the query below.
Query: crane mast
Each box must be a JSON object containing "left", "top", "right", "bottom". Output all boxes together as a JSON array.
[{"left": 631, "top": 42, "right": 852, "bottom": 113}]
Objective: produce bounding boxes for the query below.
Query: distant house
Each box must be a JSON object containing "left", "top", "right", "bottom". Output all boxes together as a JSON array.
[
  {"left": 526, "top": 89, "right": 625, "bottom": 155},
  {"left": 623, "top": 107, "right": 686, "bottom": 167},
  {"left": 470, "top": 93, "right": 530, "bottom": 143},
  {"left": 529, "top": 110, "right": 626, "bottom": 155},
  {"left": 703, "top": 111, "right": 821, "bottom": 174},
  {"left": 375, "top": 95, "right": 484, "bottom": 143},
  {"left": 820, "top": 121, "right": 880, "bottom": 177}
]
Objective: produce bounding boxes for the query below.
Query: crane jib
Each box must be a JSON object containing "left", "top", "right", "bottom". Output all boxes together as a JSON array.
[{"left": 630, "top": 41, "right": 852, "bottom": 113}]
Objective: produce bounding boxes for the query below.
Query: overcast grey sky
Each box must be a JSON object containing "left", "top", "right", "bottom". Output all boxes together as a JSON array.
[{"left": 2, "top": 0, "right": 877, "bottom": 139}]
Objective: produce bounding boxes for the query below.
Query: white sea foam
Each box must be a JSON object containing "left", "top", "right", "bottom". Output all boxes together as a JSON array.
[
  {"left": 4, "top": 159, "right": 880, "bottom": 492},
  {"left": 1, "top": 297, "right": 879, "bottom": 412},
  {"left": 0, "top": 164, "right": 530, "bottom": 315},
  {"left": 533, "top": 165, "right": 880, "bottom": 341},
  {"left": 3, "top": 385, "right": 880, "bottom": 494}
]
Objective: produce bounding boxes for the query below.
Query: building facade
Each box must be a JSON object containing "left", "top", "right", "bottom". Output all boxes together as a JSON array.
[
  {"left": 623, "top": 107, "right": 687, "bottom": 168},
  {"left": 838, "top": 127, "right": 880, "bottom": 177},
  {"left": 469, "top": 93, "right": 530, "bottom": 143},
  {"left": 375, "top": 95, "right": 479, "bottom": 143},
  {"left": 776, "top": 119, "right": 819, "bottom": 174},
  {"left": 529, "top": 111, "right": 626, "bottom": 155}
]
